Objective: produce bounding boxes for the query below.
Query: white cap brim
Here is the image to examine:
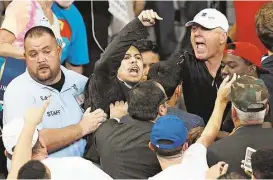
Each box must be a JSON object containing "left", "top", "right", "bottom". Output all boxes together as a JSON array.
[
  {"left": 2, "top": 118, "right": 39, "bottom": 155},
  {"left": 185, "top": 20, "right": 218, "bottom": 30}
]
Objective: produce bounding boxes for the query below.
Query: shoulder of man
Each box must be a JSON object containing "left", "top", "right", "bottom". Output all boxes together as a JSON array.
[
  {"left": 62, "top": 67, "right": 88, "bottom": 85},
  {"left": 5, "top": 72, "right": 29, "bottom": 93}
]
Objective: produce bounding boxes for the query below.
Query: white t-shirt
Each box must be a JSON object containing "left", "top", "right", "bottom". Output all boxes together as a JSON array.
[
  {"left": 149, "top": 143, "right": 209, "bottom": 180},
  {"left": 42, "top": 157, "right": 112, "bottom": 180}
]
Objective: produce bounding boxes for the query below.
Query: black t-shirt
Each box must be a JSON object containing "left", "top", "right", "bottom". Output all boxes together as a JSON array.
[
  {"left": 179, "top": 49, "right": 223, "bottom": 124},
  {"left": 48, "top": 71, "right": 65, "bottom": 92}
]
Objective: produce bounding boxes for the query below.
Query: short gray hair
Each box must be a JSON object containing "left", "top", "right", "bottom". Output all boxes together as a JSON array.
[{"left": 233, "top": 104, "right": 266, "bottom": 125}]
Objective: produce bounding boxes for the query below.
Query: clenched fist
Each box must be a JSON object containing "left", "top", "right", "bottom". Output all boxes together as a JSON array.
[
  {"left": 138, "top": 9, "right": 163, "bottom": 27},
  {"left": 79, "top": 108, "right": 107, "bottom": 136}
]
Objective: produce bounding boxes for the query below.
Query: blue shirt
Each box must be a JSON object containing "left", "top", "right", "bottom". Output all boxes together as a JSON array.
[
  {"left": 4, "top": 66, "right": 88, "bottom": 157},
  {"left": 52, "top": 3, "right": 89, "bottom": 65}
]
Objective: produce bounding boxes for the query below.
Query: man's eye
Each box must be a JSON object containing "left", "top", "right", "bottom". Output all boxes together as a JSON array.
[{"left": 30, "top": 53, "right": 37, "bottom": 57}]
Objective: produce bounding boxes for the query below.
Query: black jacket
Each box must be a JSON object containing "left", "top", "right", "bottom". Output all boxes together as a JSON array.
[
  {"left": 207, "top": 125, "right": 273, "bottom": 178},
  {"left": 261, "top": 55, "right": 273, "bottom": 122},
  {"left": 88, "top": 117, "right": 161, "bottom": 179},
  {"left": 84, "top": 18, "right": 149, "bottom": 114}
]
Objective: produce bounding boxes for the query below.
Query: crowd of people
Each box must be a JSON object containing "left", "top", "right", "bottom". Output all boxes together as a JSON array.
[{"left": 1, "top": 0, "right": 273, "bottom": 179}]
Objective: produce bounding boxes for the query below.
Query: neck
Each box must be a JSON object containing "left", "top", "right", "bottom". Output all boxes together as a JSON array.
[
  {"left": 32, "top": 152, "right": 48, "bottom": 161},
  {"left": 157, "top": 154, "right": 183, "bottom": 170},
  {"left": 31, "top": 69, "right": 62, "bottom": 86},
  {"left": 38, "top": 1, "right": 53, "bottom": 9},
  {"left": 48, "top": 70, "right": 62, "bottom": 86},
  {"left": 268, "top": 51, "right": 273, "bottom": 56},
  {"left": 205, "top": 52, "right": 223, "bottom": 78}
]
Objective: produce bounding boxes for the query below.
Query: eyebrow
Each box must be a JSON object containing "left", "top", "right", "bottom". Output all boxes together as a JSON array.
[
  {"left": 125, "top": 53, "right": 142, "bottom": 56},
  {"left": 28, "top": 46, "right": 51, "bottom": 52}
]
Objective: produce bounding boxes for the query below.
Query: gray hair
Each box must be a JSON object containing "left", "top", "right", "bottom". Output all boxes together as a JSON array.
[{"left": 232, "top": 104, "right": 266, "bottom": 125}]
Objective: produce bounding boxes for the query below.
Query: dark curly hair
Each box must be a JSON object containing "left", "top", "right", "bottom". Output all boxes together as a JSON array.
[
  {"left": 132, "top": 39, "right": 159, "bottom": 54},
  {"left": 251, "top": 148, "right": 273, "bottom": 179},
  {"left": 255, "top": 2, "right": 273, "bottom": 52}
]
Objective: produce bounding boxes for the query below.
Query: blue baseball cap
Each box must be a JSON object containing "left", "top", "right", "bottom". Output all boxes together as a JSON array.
[{"left": 150, "top": 115, "right": 188, "bottom": 150}]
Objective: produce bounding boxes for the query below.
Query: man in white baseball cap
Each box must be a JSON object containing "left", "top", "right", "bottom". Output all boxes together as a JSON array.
[
  {"left": 174, "top": 8, "right": 229, "bottom": 125},
  {"left": 185, "top": 8, "right": 229, "bottom": 32}
]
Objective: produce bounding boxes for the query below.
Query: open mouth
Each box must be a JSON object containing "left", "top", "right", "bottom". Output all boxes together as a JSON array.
[
  {"left": 196, "top": 42, "right": 206, "bottom": 49},
  {"left": 129, "top": 66, "right": 140, "bottom": 76},
  {"left": 38, "top": 65, "right": 50, "bottom": 71}
]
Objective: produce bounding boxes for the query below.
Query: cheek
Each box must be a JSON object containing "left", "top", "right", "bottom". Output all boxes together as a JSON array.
[
  {"left": 118, "top": 61, "right": 128, "bottom": 73},
  {"left": 26, "top": 61, "right": 37, "bottom": 70}
]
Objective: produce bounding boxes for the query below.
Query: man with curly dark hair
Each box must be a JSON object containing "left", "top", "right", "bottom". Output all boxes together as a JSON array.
[{"left": 251, "top": 148, "right": 273, "bottom": 179}]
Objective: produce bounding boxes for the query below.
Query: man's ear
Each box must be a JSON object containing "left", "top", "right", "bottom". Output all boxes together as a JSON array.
[
  {"left": 158, "top": 104, "right": 167, "bottom": 116},
  {"left": 265, "top": 104, "right": 270, "bottom": 116},
  {"left": 149, "top": 142, "right": 155, "bottom": 151},
  {"left": 4, "top": 150, "right": 8, "bottom": 157},
  {"left": 220, "top": 32, "right": 228, "bottom": 45},
  {"left": 248, "top": 65, "right": 257, "bottom": 76},
  {"left": 57, "top": 45, "right": 62, "bottom": 57},
  {"left": 231, "top": 106, "right": 238, "bottom": 122},
  {"left": 182, "top": 142, "right": 188, "bottom": 152}
]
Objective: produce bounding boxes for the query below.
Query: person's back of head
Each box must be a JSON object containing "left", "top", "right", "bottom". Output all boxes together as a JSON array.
[
  {"left": 231, "top": 75, "right": 270, "bottom": 127},
  {"left": 255, "top": 2, "right": 273, "bottom": 52},
  {"left": 251, "top": 148, "right": 273, "bottom": 179},
  {"left": 128, "top": 80, "right": 167, "bottom": 121},
  {"left": 217, "top": 172, "right": 245, "bottom": 179},
  {"left": 18, "top": 160, "right": 51, "bottom": 179},
  {"left": 133, "top": 39, "right": 160, "bottom": 81},
  {"left": 149, "top": 114, "right": 188, "bottom": 169},
  {"left": 132, "top": 39, "right": 159, "bottom": 55},
  {"left": 147, "top": 52, "right": 183, "bottom": 99}
]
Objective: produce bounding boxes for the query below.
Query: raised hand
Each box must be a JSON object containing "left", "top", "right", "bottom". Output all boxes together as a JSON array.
[
  {"left": 217, "top": 74, "right": 238, "bottom": 104},
  {"left": 24, "top": 100, "right": 50, "bottom": 126},
  {"left": 138, "top": 9, "right": 163, "bottom": 27}
]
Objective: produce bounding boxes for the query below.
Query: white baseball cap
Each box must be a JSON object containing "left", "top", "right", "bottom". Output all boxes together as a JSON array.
[
  {"left": 185, "top": 8, "right": 229, "bottom": 32},
  {"left": 2, "top": 118, "right": 39, "bottom": 155}
]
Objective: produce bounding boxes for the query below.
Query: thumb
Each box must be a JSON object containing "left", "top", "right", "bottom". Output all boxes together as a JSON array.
[
  {"left": 84, "top": 107, "right": 91, "bottom": 115},
  {"left": 41, "top": 99, "right": 50, "bottom": 113},
  {"left": 221, "top": 164, "right": 229, "bottom": 175}
]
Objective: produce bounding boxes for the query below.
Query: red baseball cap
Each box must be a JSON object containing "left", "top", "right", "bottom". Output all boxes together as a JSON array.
[{"left": 224, "top": 42, "right": 263, "bottom": 68}]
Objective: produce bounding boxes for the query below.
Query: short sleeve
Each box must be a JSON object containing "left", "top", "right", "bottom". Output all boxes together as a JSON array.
[
  {"left": 3, "top": 81, "right": 34, "bottom": 125},
  {"left": 181, "top": 143, "right": 209, "bottom": 176},
  {"left": 66, "top": 8, "right": 89, "bottom": 65},
  {"left": 1, "top": 1, "right": 30, "bottom": 38}
]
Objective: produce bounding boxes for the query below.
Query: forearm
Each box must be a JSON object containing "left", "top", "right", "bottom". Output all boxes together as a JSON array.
[
  {"left": 8, "top": 125, "right": 36, "bottom": 180},
  {"left": 134, "top": 0, "right": 146, "bottom": 16},
  {"left": 197, "top": 98, "right": 227, "bottom": 147},
  {"left": 39, "top": 124, "right": 83, "bottom": 153},
  {"left": 65, "top": 62, "right": 83, "bottom": 74},
  {"left": 0, "top": 43, "right": 24, "bottom": 59}
]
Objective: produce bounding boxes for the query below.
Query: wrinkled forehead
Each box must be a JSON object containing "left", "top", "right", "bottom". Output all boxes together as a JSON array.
[
  {"left": 222, "top": 54, "right": 244, "bottom": 63},
  {"left": 24, "top": 33, "right": 56, "bottom": 50}
]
